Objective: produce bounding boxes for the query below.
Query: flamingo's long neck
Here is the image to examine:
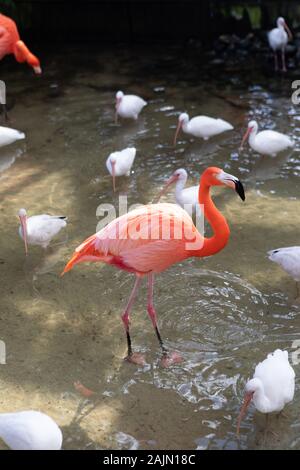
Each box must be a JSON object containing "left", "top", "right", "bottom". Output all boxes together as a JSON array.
[{"left": 196, "top": 182, "right": 230, "bottom": 257}]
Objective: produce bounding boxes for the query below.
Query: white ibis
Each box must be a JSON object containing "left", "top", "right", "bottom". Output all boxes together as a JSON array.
[
  {"left": 268, "top": 17, "right": 293, "bottom": 72},
  {"left": 18, "top": 208, "right": 68, "bottom": 255},
  {"left": 237, "top": 349, "right": 295, "bottom": 436},
  {"left": 0, "top": 126, "right": 25, "bottom": 147},
  {"left": 240, "top": 120, "right": 294, "bottom": 157},
  {"left": 156, "top": 168, "right": 198, "bottom": 216},
  {"left": 106, "top": 147, "right": 136, "bottom": 192},
  {"left": 0, "top": 410, "right": 62, "bottom": 450},
  {"left": 115, "top": 91, "right": 147, "bottom": 122},
  {"left": 268, "top": 246, "right": 300, "bottom": 297},
  {"left": 173, "top": 113, "right": 233, "bottom": 145}
]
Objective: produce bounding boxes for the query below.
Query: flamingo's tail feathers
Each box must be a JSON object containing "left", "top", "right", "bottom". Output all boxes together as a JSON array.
[{"left": 61, "top": 234, "right": 103, "bottom": 276}]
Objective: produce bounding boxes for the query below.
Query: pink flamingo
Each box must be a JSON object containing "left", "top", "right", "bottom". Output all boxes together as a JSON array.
[{"left": 62, "top": 167, "right": 245, "bottom": 366}]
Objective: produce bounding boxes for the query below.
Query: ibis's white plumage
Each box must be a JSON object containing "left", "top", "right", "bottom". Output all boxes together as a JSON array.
[
  {"left": 0, "top": 410, "right": 62, "bottom": 450},
  {"left": 172, "top": 169, "right": 198, "bottom": 214},
  {"left": 18, "top": 209, "right": 67, "bottom": 249},
  {"left": 106, "top": 147, "right": 136, "bottom": 177},
  {"left": 247, "top": 349, "right": 295, "bottom": 414},
  {"left": 178, "top": 113, "right": 233, "bottom": 141},
  {"left": 268, "top": 246, "right": 300, "bottom": 281},
  {"left": 244, "top": 120, "right": 294, "bottom": 157},
  {"left": 115, "top": 91, "right": 147, "bottom": 120},
  {"left": 268, "top": 17, "right": 288, "bottom": 52},
  {"left": 0, "top": 126, "right": 25, "bottom": 148}
]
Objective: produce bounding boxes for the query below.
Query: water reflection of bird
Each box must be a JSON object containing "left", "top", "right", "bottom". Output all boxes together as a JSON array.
[
  {"left": 18, "top": 208, "right": 68, "bottom": 255},
  {"left": 0, "top": 126, "right": 25, "bottom": 147},
  {"left": 173, "top": 113, "right": 233, "bottom": 145},
  {"left": 106, "top": 147, "right": 136, "bottom": 192},
  {"left": 268, "top": 17, "right": 293, "bottom": 72},
  {"left": 0, "top": 13, "right": 41, "bottom": 74},
  {"left": 240, "top": 120, "right": 294, "bottom": 157},
  {"left": 115, "top": 91, "right": 147, "bottom": 122},
  {"left": 0, "top": 410, "right": 62, "bottom": 450},
  {"left": 62, "top": 167, "right": 245, "bottom": 367},
  {"left": 156, "top": 168, "right": 198, "bottom": 216},
  {"left": 268, "top": 246, "right": 300, "bottom": 298},
  {"left": 237, "top": 349, "right": 295, "bottom": 436}
]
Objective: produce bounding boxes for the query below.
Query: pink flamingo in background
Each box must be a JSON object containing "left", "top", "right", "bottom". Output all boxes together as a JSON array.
[{"left": 62, "top": 167, "right": 245, "bottom": 367}]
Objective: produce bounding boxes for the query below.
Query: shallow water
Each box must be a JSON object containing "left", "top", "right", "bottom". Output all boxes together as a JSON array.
[{"left": 0, "top": 45, "right": 300, "bottom": 450}]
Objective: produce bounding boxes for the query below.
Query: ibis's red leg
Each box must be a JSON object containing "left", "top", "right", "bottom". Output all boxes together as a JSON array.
[
  {"left": 274, "top": 52, "right": 279, "bottom": 72},
  {"left": 281, "top": 48, "right": 287, "bottom": 72}
]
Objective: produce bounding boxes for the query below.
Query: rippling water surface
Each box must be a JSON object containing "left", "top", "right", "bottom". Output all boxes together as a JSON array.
[{"left": 0, "top": 45, "right": 300, "bottom": 450}]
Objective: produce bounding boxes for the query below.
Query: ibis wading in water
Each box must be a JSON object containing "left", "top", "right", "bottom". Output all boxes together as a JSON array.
[
  {"left": 268, "top": 246, "right": 300, "bottom": 297},
  {"left": 18, "top": 209, "right": 68, "bottom": 255},
  {"left": 0, "top": 13, "right": 41, "bottom": 74},
  {"left": 62, "top": 167, "right": 245, "bottom": 367},
  {"left": 268, "top": 17, "right": 293, "bottom": 72},
  {"left": 0, "top": 126, "right": 25, "bottom": 147},
  {"left": 156, "top": 168, "right": 199, "bottom": 216},
  {"left": 240, "top": 120, "right": 294, "bottom": 157},
  {"left": 173, "top": 113, "right": 233, "bottom": 145},
  {"left": 106, "top": 147, "right": 136, "bottom": 192},
  {"left": 0, "top": 410, "right": 62, "bottom": 450},
  {"left": 115, "top": 91, "right": 147, "bottom": 122},
  {"left": 237, "top": 349, "right": 295, "bottom": 436}
]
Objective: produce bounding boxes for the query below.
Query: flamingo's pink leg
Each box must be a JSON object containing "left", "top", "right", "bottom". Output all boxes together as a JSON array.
[
  {"left": 147, "top": 272, "right": 168, "bottom": 355},
  {"left": 121, "top": 275, "right": 145, "bottom": 364}
]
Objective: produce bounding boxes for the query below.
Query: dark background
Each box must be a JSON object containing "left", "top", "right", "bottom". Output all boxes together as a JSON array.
[{"left": 0, "top": 0, "right": 299, "bottom": 44}]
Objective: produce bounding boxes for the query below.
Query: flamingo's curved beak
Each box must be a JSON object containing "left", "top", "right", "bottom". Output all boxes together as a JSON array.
[
  {"left": 284, "top": 21, "right": 293, "bottom": 41},
  {"left": 239, "top": 127, "right": 253, "bottom": 151},
  {"left": 111, "top": 160, "right": 116, "bottom": 192},
  {"left": 237, "top": 391, "right": 254, "bottom": 437},
  {"left": 217, "top": 171, "right": 245, "bottom": 201},
  {"left": 153, "top": 173, "right": 179, "bottom": 203},
  {"left": 173, "top": 120, "right": 183, "bottom": 146},
  {"left": 19, "top": 214, "right": 28, "bottom": 255}
]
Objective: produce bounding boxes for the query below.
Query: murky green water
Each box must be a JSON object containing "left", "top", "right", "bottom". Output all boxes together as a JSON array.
[{"left": 0, "top": 45, "right": 300, "bottom": 450}]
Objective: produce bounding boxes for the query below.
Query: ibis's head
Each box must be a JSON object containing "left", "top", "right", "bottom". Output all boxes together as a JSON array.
[
  {"left": 173, "top": 113, "right": 189, "bottom": 146},
  {"left": 240, "top": 120, "right": 258, "bottom": 150},
  {"left": 236, "top": 378, "right": 262, "bottom": 436},
  {"left": 277, "top": 17, "right": 293, "bottom": 39},
  {"left": 155, "top": 168, "right": 188, "bottom": 202},
  {"left": 18, "top": 208, "right": 28, "bottom": 256}
]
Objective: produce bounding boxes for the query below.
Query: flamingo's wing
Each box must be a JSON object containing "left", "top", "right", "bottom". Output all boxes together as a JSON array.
[
  {"left": 0, "top": 26, "right": 11, "bottom": 59},
  {"left": 63, "top": 203, "right": 203, "bottom": 274}
]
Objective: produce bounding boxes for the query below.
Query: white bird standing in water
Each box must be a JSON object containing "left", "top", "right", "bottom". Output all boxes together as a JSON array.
[
  {"left": 156, "top": 168, "right": 198, "bottom": 216},
  {"left": 0, "top": 126, "right": 25, "bottom": 147},
  {"left": 115, "top": 91, "right": 147, "bottom": 122},
  {"left": 0, "top": 410, "right": 62, "bottom": 450},
  {"left": 268, "top": 17, "right": 293, "bottom": 72},
  {"left": 268, "top": 246, "right": 300, "bottom": 297},
  {"left": 237, "top": 349, "right": 295, "bottom": 436},
  {"left": 18, "top": 208, "right": 68, "bottom": 255},
  {"left": 240, "top": 120, "right": 294, "bottom": 157},
  {"left": 173, "top": 113, "right": 233, "bottom": 145},
  {"left": 106, "top": 147, "right": 136, "bottom": 192}
]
